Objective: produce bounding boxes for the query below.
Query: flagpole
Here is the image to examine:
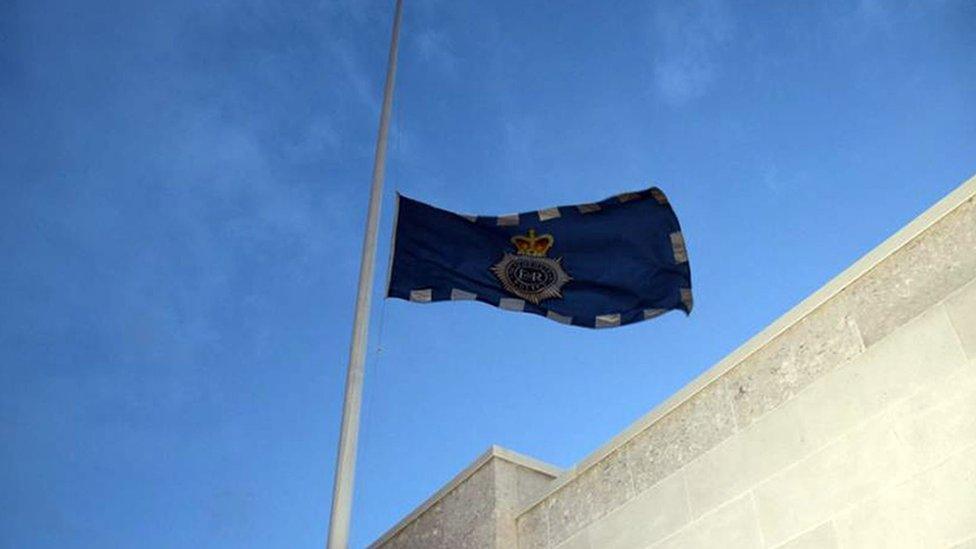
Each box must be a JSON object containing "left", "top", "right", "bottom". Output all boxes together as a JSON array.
[{"left": 327, "top": 0, "right": 404, "bottom": 547}]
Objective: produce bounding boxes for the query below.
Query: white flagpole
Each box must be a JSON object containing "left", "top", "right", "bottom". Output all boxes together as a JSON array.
[{"left": 327, "top": 0, "right": 404, "bottom": 547}]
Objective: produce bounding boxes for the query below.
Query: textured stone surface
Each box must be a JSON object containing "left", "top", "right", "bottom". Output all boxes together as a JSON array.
[
  {"left": 624, "top": 377, "right": 737, "bottom": 495},
  {"left": 846, "top": 196, "right": 976, "bottom": 347},
  {"left": 726, "top": 295, "right": 864, "bottom": 429},
  {"left": 384, "top": 500, "right": 446, "bottom": 549},
  {"left": 497, "top": 461, "right": 558, "bottom": 549},
  {"left": 755, "top": 361, "right": 976, "bottom": 547},
  {"left": 577, "top": 472, "right": 689, "bottom": 549},
  {"left": 538, "top": 452, "right": 644, "bottom": 546},
  {"left": 689, "top": 305, "right": 970, "bottom": 525},
  {"left": 947, "top": 278, "right": 976, "bottom": 360},
  {"left": 516, "top": 500, "right": 549, "bottom": 549},
  {"left": 754, "top": 407, "right": 910, "bottom": 546},
  {"left": 893, "top": 368, "right": 976, "bottom": 476},
  {"left": 389, "top": 462, "right": 492, "bottom": 549},
  {"left": 775, "top": 522, "right": 838, "bottom": 549},
  {"left": 793, "top": 306, "right": 968, "bottom": 449},
  {"left": 551, "top": 529, "right": 590, "bottom": 549},
  {"left": 545, "top": 476, "right": 583, "bottom": 547},
  {"left": 649, "top": 494, "right": 762, "bottom": 549},
  {"left": 517, "top": 466, "right": 557, "bottom": 509},
  {"left": 683, "top": 396, "right": 814, "bottom": 518},
  {"left": 832, "top": 444, "right": 976, "bottom": 548},
  {"left": 573, "top": 450, "right": 636, "bottom": 525},
  {"left": 446, "top": 463, "right": 496, "bottom": 547},
  {"left": 376, "top": 452, "right": 559, "bottom": 549},
  {"left": 493, "top": 461, "right": 521, "bottom": 549}
]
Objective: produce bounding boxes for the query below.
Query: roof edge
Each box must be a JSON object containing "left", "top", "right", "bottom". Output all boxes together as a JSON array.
[{"left": 369, "top": 445, "right": 561, "bottom": 548}]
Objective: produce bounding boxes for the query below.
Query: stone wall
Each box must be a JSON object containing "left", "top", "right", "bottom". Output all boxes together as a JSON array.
[
  {"left": 515, "top": 174, "right": 976, "bottom": 548},
  {"left": 370, "top": 446, "right": 560, "bottom": 549}
]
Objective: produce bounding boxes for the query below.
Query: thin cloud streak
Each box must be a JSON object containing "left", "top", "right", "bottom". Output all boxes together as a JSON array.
[{"left": 650, "top": 0, "right": 734, "bottom": 105}]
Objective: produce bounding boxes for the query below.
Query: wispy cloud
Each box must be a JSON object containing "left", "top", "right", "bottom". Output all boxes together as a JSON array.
[
  {"left": 650, "top": 0, "right": 734, "bottom": 105},
  {"left": 415, "top": 28, "right": 457, "bottom": 75},
  {"left": 328, "top": 39, "right": 379, "bottom": 109}
]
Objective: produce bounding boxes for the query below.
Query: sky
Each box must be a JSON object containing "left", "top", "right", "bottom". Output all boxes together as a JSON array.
[{"left": 1, "top": 0, "right": 974, "bottom": 547}]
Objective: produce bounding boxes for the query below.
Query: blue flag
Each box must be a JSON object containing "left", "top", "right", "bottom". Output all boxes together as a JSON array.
[{"left": 386, "top": 187, "right": 692, "bottom": 329}]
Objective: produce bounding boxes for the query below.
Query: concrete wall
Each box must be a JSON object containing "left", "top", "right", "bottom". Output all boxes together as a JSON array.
[
  {"left": 370, "top": 446, "right": 560, "bottom": 549},
  {"left": 515, "top": 174, "right": 976, "bottom": 549},
  {"left": 370, "top": 173, "right": 976, "bottom": 549}
]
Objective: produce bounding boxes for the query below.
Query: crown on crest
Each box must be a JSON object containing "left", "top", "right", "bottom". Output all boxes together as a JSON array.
[{"left": 511, "top": 229, "right": 554, "bottom": 257}]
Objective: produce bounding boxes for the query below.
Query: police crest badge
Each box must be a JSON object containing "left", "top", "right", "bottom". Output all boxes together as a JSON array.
[
  {"left": 491, "top": 229, "right": 572, "bottom": 304},
  {"left": 388, "top": 190, "right": 692, "bottom": 329}
]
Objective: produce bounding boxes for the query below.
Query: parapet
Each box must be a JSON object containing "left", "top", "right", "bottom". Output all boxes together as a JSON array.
[{"left": 369, "top": 445, "right": 561, "bottom": 548}]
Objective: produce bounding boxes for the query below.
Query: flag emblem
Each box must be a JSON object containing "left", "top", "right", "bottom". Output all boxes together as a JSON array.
[
  {"left": 490, "top": 229, "right": 572, "bottom": 304},
  {"left": 386, "top": 187, "right": 692, "bottom": 329}
]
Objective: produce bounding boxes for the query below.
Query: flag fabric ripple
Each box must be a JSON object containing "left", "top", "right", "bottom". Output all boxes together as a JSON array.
[{"left": 386, "top": 187, "right": 692, "bottom": 329}]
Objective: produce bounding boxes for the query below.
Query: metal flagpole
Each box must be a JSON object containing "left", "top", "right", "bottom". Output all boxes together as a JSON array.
[{"left": 327, "top": 0, "right": 404, "bottom": 547}]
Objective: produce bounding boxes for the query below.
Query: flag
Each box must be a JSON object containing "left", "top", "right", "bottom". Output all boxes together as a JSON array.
[{"left": 386, "top": 187, "right": 692, "bottom": 328}]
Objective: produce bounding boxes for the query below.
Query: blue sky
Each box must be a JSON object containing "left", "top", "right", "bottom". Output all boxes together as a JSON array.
[{"left": 1, "top": 1, "right": 974, "bottom": 547}]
